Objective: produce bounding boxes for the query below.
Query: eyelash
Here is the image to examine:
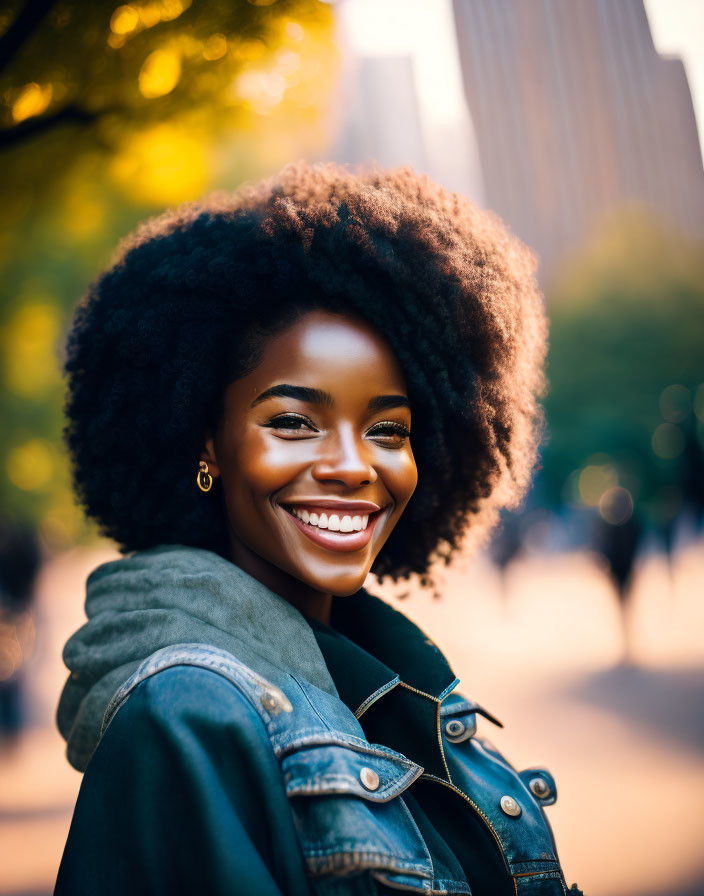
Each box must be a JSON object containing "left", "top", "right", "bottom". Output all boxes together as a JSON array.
[{"left": 264, "top": 413, "right": 411, "bottom": 442}]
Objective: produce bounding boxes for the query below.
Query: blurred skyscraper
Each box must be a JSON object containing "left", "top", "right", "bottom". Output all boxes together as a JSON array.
[
  {"left": 327, "top": 47, "right": 480, "bottom": 201},
  {"left": 329, "top": 55, "right": 429, "bottom": 174},
  {"left": 452, "top": 0, "right": 704, "bottom": 282}
]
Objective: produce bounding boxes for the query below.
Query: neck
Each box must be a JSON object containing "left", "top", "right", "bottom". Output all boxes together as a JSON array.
[{"left": 227, "top": 532, "right": 333, "bottom": 626}]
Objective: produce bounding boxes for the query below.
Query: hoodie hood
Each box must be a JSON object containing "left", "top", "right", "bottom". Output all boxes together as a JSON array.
[{"left": 57, "top": 544, "right": 339, "bottom": 772}]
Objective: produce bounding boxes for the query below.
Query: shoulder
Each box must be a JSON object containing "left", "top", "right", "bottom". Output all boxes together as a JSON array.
[
  {"left": 100, "top": 642, "right": 293, "bottom": 748},
  {"left": 97, "top": 660, "right": 278, "bottom": 777},
  {"left": 109, "top": 662, "right": 260, "bottom": 726}
]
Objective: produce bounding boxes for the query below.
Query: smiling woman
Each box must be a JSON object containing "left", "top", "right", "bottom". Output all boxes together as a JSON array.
[{"left": 54, "top": 161, "right": 581, "bottom": 896}]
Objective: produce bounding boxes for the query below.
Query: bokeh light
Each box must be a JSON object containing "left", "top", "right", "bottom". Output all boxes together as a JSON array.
[
  {"left": 659, "top": 384, "right": 691, "bottom": 423},
  {"left": 652, "top": 422, "right": 686, "bottom": 459},
  {"left": 203, "top": 33, "right": 228, "bottom": 62},
  {"left": 2, "top": 303, "right": 61, "bottom": 398},
  {"left": 693, "top": 383, "right": 704, "bottom": 422},
  {"left": 598, "top": 486, "right": 634, "bottom": 524},
  {"left": 6, "top": 439, "right": 55, "bottom": 492},
  {"left": 138, "top": 48, "right": 182, "bottom": 98},
  {"left": 11, "top": 83, "right": 53, "bottom": 123},
  {"left": 578, "top": 458, "right": 619, "bottom": 506},
  {"left": 110, "top": 5, "right": 140, "bottom": 36},
  {"left": 108, "top": 0, "right": 192, "bottom": 47},
  {"left": 285, "top": 21, "right": 305, "bottom": 42}
]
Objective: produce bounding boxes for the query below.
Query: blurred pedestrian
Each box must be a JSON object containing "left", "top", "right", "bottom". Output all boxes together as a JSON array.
[
  {"left": 0, "top": 518, "right": 41, "bottom": 744},
  {"left": 593, "top": 510, "right": 643, "bottom": 664}
]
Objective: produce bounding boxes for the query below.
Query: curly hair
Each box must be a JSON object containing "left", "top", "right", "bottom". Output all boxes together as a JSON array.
[{"left": 63, "top": 160, "right": 547, "bottom": 591}]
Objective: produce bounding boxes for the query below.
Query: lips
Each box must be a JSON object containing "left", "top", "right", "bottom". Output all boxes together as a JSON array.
[{"left": 278, "top": 503, "right": 388, "bottom": 553}]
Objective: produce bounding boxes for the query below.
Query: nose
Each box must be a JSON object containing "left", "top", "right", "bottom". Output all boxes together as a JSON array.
[{"left": 311, "top": 424, "right": 378, "bottom": 488}]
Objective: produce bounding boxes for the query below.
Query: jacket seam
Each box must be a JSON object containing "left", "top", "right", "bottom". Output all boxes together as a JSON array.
[
  {"left": 289, "top": 674, "right": 334, "bottom": 732},
  {"left": 354, "top": 675, "right": 401, "bottom": 718}
]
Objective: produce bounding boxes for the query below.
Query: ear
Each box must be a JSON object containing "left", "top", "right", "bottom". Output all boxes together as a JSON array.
[{"left": 200, "top": 429, "right": 221, "bottom": 479}]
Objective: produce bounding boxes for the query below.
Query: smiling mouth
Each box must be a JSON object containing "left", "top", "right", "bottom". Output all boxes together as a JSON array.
[{"left": 279, "top": 504, "right": 388, "bottom": 553}]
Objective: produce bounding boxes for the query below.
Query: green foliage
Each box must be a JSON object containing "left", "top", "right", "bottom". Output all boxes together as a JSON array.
[
  {"left": 542, "top": 206, "right": 704, "bottom": 527},
  {"left": 1, "top": 0, "right": 335, "bottom": 210}
]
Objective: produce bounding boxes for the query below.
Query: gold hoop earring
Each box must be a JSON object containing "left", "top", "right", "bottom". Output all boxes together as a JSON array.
[{"left": 197, "top": 461, "right": 213, "bottom": 493}]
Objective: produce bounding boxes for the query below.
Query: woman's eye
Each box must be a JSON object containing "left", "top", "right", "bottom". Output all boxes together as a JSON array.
[
  {"left": 266, "top": 414, "right": 316, "bottom": 432},
  {"left": 368, "top": 422, "right": 411, "bottom": 444}
]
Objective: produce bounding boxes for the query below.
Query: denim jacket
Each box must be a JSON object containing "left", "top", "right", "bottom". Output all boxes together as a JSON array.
[{"left": 54, "top": 546, "right": 579, "bottom": 896}]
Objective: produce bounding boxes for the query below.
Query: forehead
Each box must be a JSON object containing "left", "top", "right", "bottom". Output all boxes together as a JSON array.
[{"left": 238, "top": 310, "right": 409, "bottom": 399}]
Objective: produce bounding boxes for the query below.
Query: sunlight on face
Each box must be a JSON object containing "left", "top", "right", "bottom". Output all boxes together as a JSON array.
[{"left": 205, "top": 309, "right": 418, "bottom": 598}]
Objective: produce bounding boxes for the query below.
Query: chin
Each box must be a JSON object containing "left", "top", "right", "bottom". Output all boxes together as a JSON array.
[
  {"left": 307, "top": 571, "right": 368, "bottom": 598},
  {"left": 329, "top": 582, "right": 367, "bottom": 598}
]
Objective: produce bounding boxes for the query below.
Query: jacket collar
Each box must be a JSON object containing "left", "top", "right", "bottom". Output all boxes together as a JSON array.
[
  {"left": 307, "top": 590, "right": 458, "bottom": 709},
  {"left": 305, "top": 591, "right": 459, "bottom": 780}
]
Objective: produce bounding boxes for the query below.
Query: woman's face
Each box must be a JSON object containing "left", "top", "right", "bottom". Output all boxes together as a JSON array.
[{"left": 202, "top": 309, "right": 418, "bottom": 598}]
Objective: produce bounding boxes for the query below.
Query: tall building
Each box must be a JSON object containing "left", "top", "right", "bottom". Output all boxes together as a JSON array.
[
  {"left": 329, "top": 55, "right": 429, "bottom": 174},
  {"left": 452, "top": 0, "right": 704, "bottom": 282}
]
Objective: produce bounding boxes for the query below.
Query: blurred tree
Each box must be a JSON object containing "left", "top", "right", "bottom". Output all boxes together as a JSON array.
[
  {"left": 541, "top": 206, "right": 704, "bottom": 550},
  {"left": 0, "top": 0, "right": 338, "bottom": 548},
  {"left": 0, "top": 0, "right": 336, "bottom": 209}
]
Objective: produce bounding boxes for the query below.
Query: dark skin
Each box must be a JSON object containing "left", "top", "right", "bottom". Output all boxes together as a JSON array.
[{"left": 201, "top": 309, "right": 418, "bottom": 626}]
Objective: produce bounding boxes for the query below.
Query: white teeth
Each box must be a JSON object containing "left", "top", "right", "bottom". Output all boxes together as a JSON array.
[{"left": 289, "top": 507, "right": 374, "bottom": 532}]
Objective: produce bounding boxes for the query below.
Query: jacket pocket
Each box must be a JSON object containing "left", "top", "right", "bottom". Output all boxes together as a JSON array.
[{"left": 282, "top": 739, "right": 446, "bottom": 892}]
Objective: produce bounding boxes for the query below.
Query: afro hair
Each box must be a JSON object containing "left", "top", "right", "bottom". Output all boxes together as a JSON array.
[{"left": 63, "top": 160, "right": 548, "bottom": 591}]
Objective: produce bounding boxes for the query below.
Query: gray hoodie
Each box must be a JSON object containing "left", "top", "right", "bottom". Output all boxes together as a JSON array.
[{"left": 57, "top": 543, "right": 339, "bottom": 772}]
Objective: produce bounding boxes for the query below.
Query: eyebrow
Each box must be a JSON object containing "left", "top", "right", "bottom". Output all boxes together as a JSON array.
[{"left": 250, "top": 384, "right": 411, "bottom": 413}]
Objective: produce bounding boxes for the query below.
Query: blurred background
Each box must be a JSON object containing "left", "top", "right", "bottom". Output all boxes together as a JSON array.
[{"left": 0, "top": 1, "right": 702, "bottom": 893}]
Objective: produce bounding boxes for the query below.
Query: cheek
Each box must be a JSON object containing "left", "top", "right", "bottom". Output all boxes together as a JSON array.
[
  {"left": 384, "top": 448, "right": 418, "bottom": 505},
  {"left": 225, "top": 426, "right": 303, "bottom": 498}
]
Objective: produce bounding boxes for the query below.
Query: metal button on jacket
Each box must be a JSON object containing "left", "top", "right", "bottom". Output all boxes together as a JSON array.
[
  {"left": 360, "top": 767, "right": 380, "bottom": 791},
  {"left": 500, "top": 795, "right": 521, "bottom": 817},
  {"left": 529, "top": 776, "right": 551, "bottom": 799},
  {"left": 445, "top": 719, "right": 466, "bottom": 738},
  {"left": 260, "top": 688, "right": 292, "bottom": 715}
]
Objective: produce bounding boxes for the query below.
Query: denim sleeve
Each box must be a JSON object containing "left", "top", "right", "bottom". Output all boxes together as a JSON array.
[{"left": 54, "top": 665, "right": 312, "bottom": 896}]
